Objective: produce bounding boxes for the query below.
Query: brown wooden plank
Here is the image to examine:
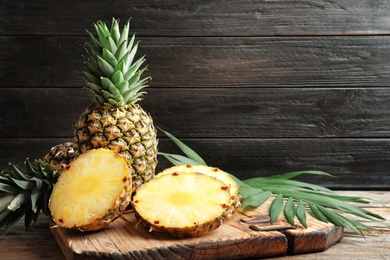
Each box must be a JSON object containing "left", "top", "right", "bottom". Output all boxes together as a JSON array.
[
  {"left": 146, "top": 87, "right": 390, "bottom": 138},
  {"left": 1, "top": 137, "right": 390, "bottom": 189},
  {"left": 1, "top": 0, "right": 390, "bottom": 36},
  {"left": 50, "top": 199, "right": 344, "bottom": 260},
  {"left": 2, "top": 87, "right": 390, "bottom": 139},
  {"left": 0, "top": 214, "right": 64, "bottom": 260},
  {"left": 2, "top": 36, "right": 390, "bottom": 87},
  {"left": 0, "top": 191, "right": 387, "bottom": 260},
  {"left": 268, "top": 202, "right": 390, "bottom": 260}
]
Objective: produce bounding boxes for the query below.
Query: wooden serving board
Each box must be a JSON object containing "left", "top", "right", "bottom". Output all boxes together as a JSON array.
[{"left": 50, "top": 201, "right": 343, "bottom": 259}]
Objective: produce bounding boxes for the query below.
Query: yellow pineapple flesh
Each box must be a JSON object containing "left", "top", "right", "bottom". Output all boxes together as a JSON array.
[
  {"left": 158, "top": 164, "right": 242, "bottom": 210},
  {"left": 49, "top": 148, "right": 132, "bottom": 231},
  {"left": 132, "top": 171, "right": 234, "bottom": 238}
]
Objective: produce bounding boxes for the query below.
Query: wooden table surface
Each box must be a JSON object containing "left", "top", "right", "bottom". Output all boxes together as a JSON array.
[{"left": 0, "top": 191, "right": 388, "bottom": 260}]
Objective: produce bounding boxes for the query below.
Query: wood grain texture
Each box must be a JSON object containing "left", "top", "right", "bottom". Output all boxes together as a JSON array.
[
  {"left": 2, "top": 36, "right": 390, "bottom": 87},
  {"left": 50, "top": 199, "right": 343, "bottom": 260},
  {"left": 1, "top": 137, "right": 389, "bottom": 189},
  {"left": 1, "top": 0, "right": 390, "bottom": 190},
  {"left": 2, "top": 87, "right": 390, "bottom": 139},
  {"left": 1, "top": 0, "right": 390, "bottom": 36},
  {"left": 0, "top": 214, "right": 63, "bottom": 260}
]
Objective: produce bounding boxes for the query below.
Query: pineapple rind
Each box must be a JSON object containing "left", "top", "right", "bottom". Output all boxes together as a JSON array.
[
  {"left": 158, "top": 164, "right": 242, "bottom": 210},
  {"left": 49, "top": 149, "right": 132, "bottom": 231},
  {"left": 43, "top": 141, "right": 75, "bottom": 171},
  {"left": 133, "top": 172, "right": 234, "bottom": 238},
  {"left": 73, "top": 105, "right": 158, "bottom": 191}
]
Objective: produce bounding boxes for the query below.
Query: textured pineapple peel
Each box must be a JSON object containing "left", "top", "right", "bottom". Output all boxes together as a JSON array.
[
  {"left": 49, "top": 149, "right": 132, "bottom": 232},
  {"left": 132, "top": 165, "right": 240, "bottom": 238}
]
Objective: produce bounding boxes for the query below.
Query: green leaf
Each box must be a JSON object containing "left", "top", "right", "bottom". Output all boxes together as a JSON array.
[
  {"left": 0, "top": 183, "right": 18, "bottom": 194},
  {"left": 158, "top": 152, "right": 201, "bottom": 166},
  {"left": 158, "top": 128, "right": 206, "bottom": 166},
  {"left": 308, "top": 202, "right": 328, "bottom": 223},
  {"left": 110, "top": 18, "right": 121, "bottom": 44},
  {"left": 10, "top": 178, "right": 34, "bottom": 190},
  {"left": 10, "top": 164, "right": 30, "bottom": 181},
  {"left": 284, "top": 197, "right": 296, "bottom": 226},
  {"left": 107, "top": 36, "right": 117, "bottom": 53},
  {"left": 296, "top": 199, "right": 307, "bottom": 228},
  {"left": 102, "top": 90, "right": 115, "bottom": 101},
  {"left": 114, "top": 39, "right": 128, "bottom": 62},
  {"left": 115, "top": 80, "right": 129, "bottom": 94},
  {"left": 269, "top": 194, "right": 283, "bottom": 224},
  {"left": 83, "top": 71, "right": 100, "bottom": 84},
  {"left": 7, "top": 191, "right": 28, "bottom": 211},
  {"left": 124, "top": 56, "right": 146, "bottom": 81},
  {"left": 317, "top": 205, "right": 348, "bottom": 227},
  {"left": 86, "top": 81, "right": 103, "bottom": 94},
  {"left": 242, "top": 191, "right": 271, "bottom": 209},
  {"left": 86, "top": 30, "right": 101, "bottom": 48},
  {"left": 125, "top": 40, "right": 139, "bottom": 69},
  {"left": 111, "top": 70, "right": 126, "bottom": 86},
  {"left": 30, "top": 188, "right": 41, "bottom": 213},
  {"left": 84, "top": 42, "right": 101, "bottom": 59},
  {"left": 244, "top": 177, "right": 334, "bottom": 194},
  {"left": 94, "top": 22, "right": 110, "bottom": 49},
  {"left": 266, "top": 170, "right": 334, "bottom": 180},
  {"left": 24, "top": 207, "right": 34, "bottom": 230},
  {"left": 97, "top": 56, "right": 114, "bottom": 77},
  {"left": 0, "top": 194, "right": 14, "bottom": 213},
  {"left": 102, "top": 49, "right": 118, "bottom": 68},
  {"left": 109, "top": 85, "right": 121, "bottom": 96},
  {"left": 114, "top": 60, "right": 126, "bottom": 75},
  {"left": 84, "top": 61, "right": 101, "bottom": 76},
  {"left": 3, "top": 207, "right": 28, "bottom": 235},
  {"left": 31, "top": 177, "right": 44, "bottom": 191},
  {"left": 118, "top": 20, "right": 131, "bottom": 46}
]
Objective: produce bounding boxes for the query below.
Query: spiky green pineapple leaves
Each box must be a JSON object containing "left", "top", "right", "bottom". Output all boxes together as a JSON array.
[
  {"left": 83, "top": 18, "right": 150, "bottom": 108},
  {"left": 158, "top": 129, "right": 388, "bottom": 237},
  {"left": 0, "top": 159, "right": 59, "bottom": 235}
]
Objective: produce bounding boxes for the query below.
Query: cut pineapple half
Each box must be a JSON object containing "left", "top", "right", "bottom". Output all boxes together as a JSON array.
[
  {"left": 158, "top": 164, "right": 242, "bottom": 209},
  {"left": 132, "top": 171, "right": 234, "bottom": 238},
  {"left": 49, "top": 148, "right": 132, "bottom": 231}
]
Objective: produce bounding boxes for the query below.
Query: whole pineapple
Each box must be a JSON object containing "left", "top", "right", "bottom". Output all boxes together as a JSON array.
[
  {"left": 73, "top": 18, "right": 158, "bottom": 190},
  {"left": 43, "top": 141, "right": 75, "bottom": 171}
]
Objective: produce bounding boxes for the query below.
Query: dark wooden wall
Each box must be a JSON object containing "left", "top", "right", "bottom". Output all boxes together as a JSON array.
[{"left": 1, "top": 0, "right": 390, "bottom": 189}]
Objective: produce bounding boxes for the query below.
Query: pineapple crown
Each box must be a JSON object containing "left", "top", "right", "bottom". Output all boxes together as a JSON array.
[
  {"left": 83, "top": 18, "right": 150, "bottom": 108},
  {"left": 0, "top": 159, "right": 59, "bottom": 235}
]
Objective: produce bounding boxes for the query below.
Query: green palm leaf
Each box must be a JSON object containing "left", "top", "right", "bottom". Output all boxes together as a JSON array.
[
  {"left": 284, "top": 197, "right": 296, "bottom": 226},
  {"left": 270, "top": 194, "right": 284, "bottom": 224},
  {"left": 159, "top": 129, "right": 389, "bottom": 235},
  {"left": 158, "top": 128, "right": 206, "bottom": 166}
]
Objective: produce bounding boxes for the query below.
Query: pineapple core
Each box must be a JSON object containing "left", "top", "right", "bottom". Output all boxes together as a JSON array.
[{"left": 49, "top": 149, "right": 131, "bottom": 230}]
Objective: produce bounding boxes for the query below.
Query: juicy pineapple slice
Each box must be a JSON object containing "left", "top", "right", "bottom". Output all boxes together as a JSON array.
[
  {"left": 132, "top": 172, "right": 234, "bottom": 238},
  {"left": 49, "top": 148, "right": 132, "bottom": 231},
  {"left": 158, "top": 164, "right": 242, "bottom": 209}
]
